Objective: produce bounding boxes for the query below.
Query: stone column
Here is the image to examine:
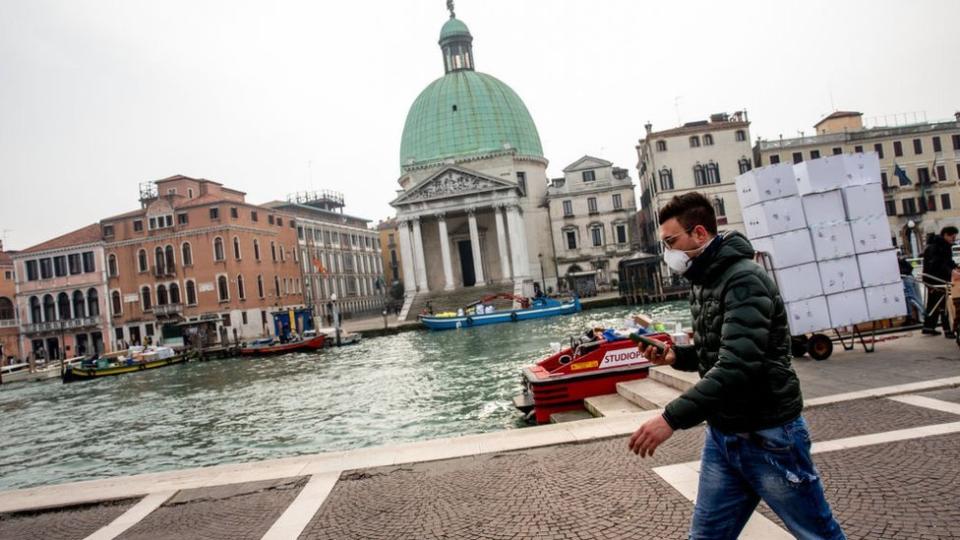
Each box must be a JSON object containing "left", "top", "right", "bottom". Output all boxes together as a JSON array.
[
  {"left": 411, "top": 217, "right": 429, "bottom": 292},
  {"left": 506, "top": 205, "right": 530, "bottom": 279},
  {"left": 467, "top": 209, "right": 486, "bottom": 286},
  {"left": 493, "top": 205, "right": 512, "bottom": 281},
  {"left": 436, "top": 213, "right": 455, "bottom": 291},
  {"left": 398, "top": 219, "right": 416, "bottom": 294}
]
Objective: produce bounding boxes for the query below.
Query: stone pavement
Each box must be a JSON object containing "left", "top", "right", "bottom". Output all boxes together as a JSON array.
[{"left": 1, "top": 333, "right": 958, "bottom": 539}]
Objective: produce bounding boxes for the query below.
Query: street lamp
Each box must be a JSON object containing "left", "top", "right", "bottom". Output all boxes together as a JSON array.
[
  {"left": 907, "top": 219, "right": 918, "bottom": 259},
  {"left": 330, "top": 293, "right": 341, "bottom": 346}
]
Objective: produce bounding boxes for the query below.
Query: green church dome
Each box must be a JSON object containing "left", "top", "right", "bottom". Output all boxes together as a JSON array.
[{"left": 399, "top": 16, "right": 544, "bottom": 170}]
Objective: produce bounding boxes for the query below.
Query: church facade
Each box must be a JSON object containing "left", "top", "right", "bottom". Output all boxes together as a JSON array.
[{"left": 391, "top": 10, "right": 558, "bottom": 317}]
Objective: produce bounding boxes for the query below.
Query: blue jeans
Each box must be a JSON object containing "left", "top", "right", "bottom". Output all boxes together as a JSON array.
[{"left": 690, "top": 416, "right": 845, "bottom": 540}]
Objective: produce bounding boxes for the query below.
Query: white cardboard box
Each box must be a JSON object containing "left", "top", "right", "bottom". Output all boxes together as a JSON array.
[
  {"left": 801, "top": 190, "right": 846, "bottom": 226},
  {"left": 857, "top": 249, "right": 901, "bottom": 287},
  {"left": 751, "top": 229, "right": 815, "bottom": 269},
  {"left": 785, "top": 296, "right": 831, "bottom": 335},
  {"left": 742, "top": 196, "right": 807, "bottom": 239},
  {"left": 843, "top": 152, "right": 882, "bottom": 186},
  {"left": 818, "top": 256, "right": 862, "bottom": 294},
  {"left": 810, "top": 222, "right": 856, "bottom": 261},
  {"left": 827, "top": 289, "right": 871, "bottom": 328},
  {"left": 735, "top": 163, "right": 799, "bottom": 208},
  {"left": 864, "top": 283, "right": 906, "bottom": 321},
  {"left": 842, "top": 183, "right": 886, "bottom": 220},
  {"left": 793, "top": 156, "right": 850, "bottom": 195},
  {"left": 850, "top": 216, "right": 894, "bottom": 254},
  {"left": 774, "top": 262, "right": 824, "bottom": 302}
]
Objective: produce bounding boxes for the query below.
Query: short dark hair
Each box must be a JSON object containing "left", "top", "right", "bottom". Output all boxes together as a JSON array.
[
  {"left": 941, "top": 226, "right": 958, "bottom": 237},
  {"left": 658, "top": 192, "right": 718, "bottom": 235}
]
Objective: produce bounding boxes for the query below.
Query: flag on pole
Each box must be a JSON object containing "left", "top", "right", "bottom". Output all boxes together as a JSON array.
[{"left": 893, "top": 163, "right": 911, "bottom": 186}]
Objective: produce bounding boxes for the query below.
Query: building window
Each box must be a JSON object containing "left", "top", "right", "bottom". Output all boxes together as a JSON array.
[
  {"left": 658, "top": 168, "right": 674, "bottom": 191},
  {"left": 103, "top": 225, "right": 114, "bottom": 237},
  {"left": 72, "top": 290, "right": 85, "bottom": 318},
  {"left": 251, "top": 211, "right": 258, "bottom": 222},
  {"left": 39, "top": 258, "right": 52, "bottom": 279},
  {"left": 703, "top": 134, "right": 714, "bottom": 146},
  {"left": 108, "top": 254, "right": 118, "bottom": 277},
  {"left": 141, "top": 286, "right": 152, "bottom": 311},
  {"left": 133, "top": 219, "right": 143, "bottom": 232},
  {"left": 565, "top": 229, "right": 577, "bottom": 250},
  {"left": 656, "top": 140, "right": 667, "bottom": 151},
  {"left": 694, "top": 164, "right": 706, "bottom": 186},
  {"left": 735, "top": 130, "right": 746, "bottom": 142},
  {"left": 138, "top": 249, "right": 148, "bottom": 272},
  {"left": 612, "top": 193, "right": 623, "bottom": 210},
  {"left": 271, "top": 242, "right": 277, "bottom": 261},
  {"left": 810, "top": 150, "right": 820, "bottom": 159},
  {"left": 233, "top": 237, "right": 241, "bottom": 259},
  {"left": 253, "top": 239, "right": 261, "bottom": 260},
  {"left": 41, "top": 294, "right": 55, "bottom": 321},
  {"left": 268, "top": 215, "right": 275, "bottom": 225},
  {"left": 182, "top": 242, "right": 193, "bottom": 266},
  {"left": 952, "top": 134, "right": 960, "bottom": 150},
  {"left": 29, "top": 296, "right": 40, "bottom": 322},
  {"left": 169, "top": 283, "right": 180, "bottom": 304},
  {"left": 942, "top": 193, "right": 952, "bottom": 210},
  {"left": 873, "top": 143, "right": 883, "bottom": 159},
  {"left": 591, "top": 226, "right": 603, "bottom": 247},
  {"left": 881, "top": 172, "right": 889, "bottom": 189},
  {"left": 257, "top": 275, "right": 265, "bottom": 298},
  {"left": 82, "top": 252, "right": 95, "bottom": 273},
  {"left": 177, "top": 213, "right": 188, "bottom": 225},
  {"left": 832, "top": 147, "right": 843, "bottom": 155},
  {"left": 274, "top": 275, "right": 281, "bottom": 297},
  {"left": 55, "top": 292, "right": 70, "bottom": 321},
  {"left": 582, "top": 170, "right": 596, "bottom": 182},
  {"left": 25, "top": 260, "right": 38, "bottom": 281},
  {"left": 164, "top": 245, "right": 175, "bottom": 271},
  {"left": 516, "top": 171, "right": 527, "bottom": 197},
  {"left": 217, "top": 275, "right": 229, "bottom": 302},
  {"left": 936, "top": 165, "right": 946, "bottom": 182},
  {"left": 54, "top": 256, "right": 67, "bottom": 277},
  {"left": 769, "top": 155, "right": 780, "bottom": 164},
  {"left": 713, "top": 196, "right": 726, "bottom": 217},
  {"left": 738, "top": 158, "right": 752, "bottom": 174},
  {"left": 902, "top": 198, "right": 917, "bottom": 215},
  {"left": 587, "top": 197, "right": 598, "bottom": 214},
  {"left": 689, "top": 136, "right": 700, "bottom": 148},
  {"left": 230, "top": 207, "right": 238, "bottom": 219},
  {"left": 615, "top": 224, "right": 627, "bottom": 244},
  {"left": 885, "top": 199, "right": 896, "bottom": 216},
  {"left": 214, "top": 237, "right": 225, "bottom": 261},
  {"left": 894, "top": 141, "right": 903, "bottom": 157},
  {"left": 85, "top": 289, "right": 99, "bottom": 317},
  {"left": 917, "top": 167, "right": 931, "bottom": 185},
  {"left": 156, "top": 284, "right": 168, "bottom": 306},
  {"left": 237, "top": 275, "right": 246, "bottom": 300},
  {"left": 913, "top": 139, "right": 923, "bottom": 155},
  {"left": 927, "top": 194, "right": 937, "bottom": 211},
  {"left": 706, "top": 163, "right": 721, "bottom": 184},
  {"left": 792, "top": 152, "right": 803, "bottom": 164},
  {"left": 154, "top": 246, "right": 164, "bottom": 274},
  {"left": 210, "top": 207, "right": 220, "bottom": 220},
  {"left": 111, "top": 291, "right": 122, "bottom": 316},
  {"left": 854, "top": 145, "right": 863, "bottom": 153},
  {"left": 562, "top": 200, "right": 573, "bottom": 217},
  {"left": 186, "top": 280, "right": 197, "bottom": 305}
]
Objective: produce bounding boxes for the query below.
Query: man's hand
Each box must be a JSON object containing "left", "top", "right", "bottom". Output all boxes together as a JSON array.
[
  {"left": 628, "top": 415, "right": 674, "bottom": 458},
  {"left": 641, "top": 343, "right": 675, "bottom": 366}
]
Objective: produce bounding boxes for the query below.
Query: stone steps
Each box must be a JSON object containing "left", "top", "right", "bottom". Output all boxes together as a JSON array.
[
  {"left": 650, "top": 365, "right": 699, "bottom": 392},
  {"left": 583, "top": 394, "right": 645, "bottom": 417},
  {"left": 616, "top": 378, "right": 682, "bottom": 409},
  {"left": 582, "top": 368, "right": 696, "bottom": 419}
]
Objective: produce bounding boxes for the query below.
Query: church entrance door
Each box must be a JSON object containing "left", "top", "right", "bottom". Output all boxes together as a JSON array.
[{"left": 457, "top": 240, "right": 476, "bottom": 287}]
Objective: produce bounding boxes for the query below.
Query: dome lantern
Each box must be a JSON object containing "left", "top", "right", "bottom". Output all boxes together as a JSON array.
[{"left": 439, "top": 2, "right": 473, "bottom": 73}]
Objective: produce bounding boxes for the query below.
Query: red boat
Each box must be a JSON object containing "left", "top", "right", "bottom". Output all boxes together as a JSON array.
[
  {"left": 513, "top": 331, "right": 675, "bottom": 424},
  {"left": 239, "top": 336, "right": 325, "bottom": 356}
]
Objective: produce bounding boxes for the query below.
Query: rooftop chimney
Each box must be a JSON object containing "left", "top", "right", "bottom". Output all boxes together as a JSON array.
[{"left": 644, "top": 122, "right": 652, "bottom": 134}]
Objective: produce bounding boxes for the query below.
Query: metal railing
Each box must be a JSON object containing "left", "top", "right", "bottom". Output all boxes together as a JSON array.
[{"left": 24, "top": 316, "right": 102, "bottom": 333}]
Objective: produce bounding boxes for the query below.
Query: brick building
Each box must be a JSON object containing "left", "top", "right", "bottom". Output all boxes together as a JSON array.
[
  {"left": 0, "top": 246, "right": 20, "bottom": 363},
  {"left": 100, "top": 175, "right": 306, "bottom": 348}
]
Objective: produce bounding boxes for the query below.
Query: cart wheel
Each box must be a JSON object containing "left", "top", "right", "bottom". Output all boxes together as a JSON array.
[
  {"left": 808, "top": 334, "right": 833, "bottom": 361},
  {"left": 790, "top": 336, "right": 809, "bottom": 358}
]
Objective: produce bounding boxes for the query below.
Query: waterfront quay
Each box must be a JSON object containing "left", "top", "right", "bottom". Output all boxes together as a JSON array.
[{"left": 1, "top": 330, "right": 958, "bottom": 539}]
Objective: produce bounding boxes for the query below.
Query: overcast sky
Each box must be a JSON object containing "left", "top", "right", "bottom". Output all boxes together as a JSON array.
[{"left": 1, "top": 0, "right": 957, "bottom": 250}]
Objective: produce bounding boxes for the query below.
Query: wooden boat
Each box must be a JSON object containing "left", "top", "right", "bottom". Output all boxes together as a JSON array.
[
  {"left": 2, "top": 357, "right": 83, "bottom": 384},
  {"left": 63, "top": 349, "right": 189, "bottom": 383},
  {"left": 315, "top": 327, "right": 362, "bottom": 346},
  {"left": 238, "top": 336, "right": 325, "bottom": 356},
  {"left": 420, "top": 295, "right": 581, "bottom": 331}
]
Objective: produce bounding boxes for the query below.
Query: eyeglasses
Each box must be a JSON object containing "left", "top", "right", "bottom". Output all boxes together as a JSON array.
[{"left": 661, "top": 227, "right": 694, "bottom": 249}]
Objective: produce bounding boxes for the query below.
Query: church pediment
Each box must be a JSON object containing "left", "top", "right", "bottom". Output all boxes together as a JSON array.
[
  {"left": 391, "top": 166, "right": 518, "bottom": 206},
  {"left": 562, "top": 155, "right": 613, "bottom": 173}
]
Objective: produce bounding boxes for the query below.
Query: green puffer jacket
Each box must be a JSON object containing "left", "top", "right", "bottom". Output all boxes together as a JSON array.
[{"left": 662, "top": 232, "right": 802, "bottom": 433}]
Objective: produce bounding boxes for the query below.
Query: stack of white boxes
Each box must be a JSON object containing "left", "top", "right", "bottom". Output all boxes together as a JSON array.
[{"left": 735, "top": 153, "right": 904, "bottom": 336}]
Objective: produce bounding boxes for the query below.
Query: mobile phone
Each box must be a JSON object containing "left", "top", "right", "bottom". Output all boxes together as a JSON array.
[{"left": 629, "top": 333, "right": 667, "bottom": 352}]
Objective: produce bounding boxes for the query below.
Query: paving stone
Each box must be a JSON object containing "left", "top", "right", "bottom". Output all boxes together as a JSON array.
[
  {"left": 757, "top": 433, "right": 960, "bottom": 540},
  {"left": 298, "top": 429, "right": 706, "bottom": 540},
  {"left": 802, "top": 396, "right": 960, "bottom": 441},
  {"left": 0, "top": 498, "right": 137, "bottom": 540},
  {"left": 919, "top": 387, "right": 960, "bottom": 405},
  {"left": 116, "top": 476, "right": 307, "bottom": 540}
]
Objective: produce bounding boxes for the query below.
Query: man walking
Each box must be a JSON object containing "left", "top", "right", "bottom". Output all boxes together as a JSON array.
[
  {"left": 628, "top": 193, "right": 844, "bottom": 539},
  {"left": 921, "top": 226, "right": 958, "bottom": 338}
]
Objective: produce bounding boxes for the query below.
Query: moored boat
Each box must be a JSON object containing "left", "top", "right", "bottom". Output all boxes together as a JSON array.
[
  {"left": 419, "top": 295, "right": 581, "bottom": 331},
  {"left": 238, "top": 335, "right": 325, "bottom": 356},
  {"left": 513, "top": 327, "right": 675, "bottom": 424},
  {"left": 63, "top": 348, "right": 189, "bottom": 383}
]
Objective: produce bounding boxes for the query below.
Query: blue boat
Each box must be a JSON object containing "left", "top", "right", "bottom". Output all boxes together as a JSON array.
[{"left": 419, "top": 296, "right": 581, "bottom": 330}]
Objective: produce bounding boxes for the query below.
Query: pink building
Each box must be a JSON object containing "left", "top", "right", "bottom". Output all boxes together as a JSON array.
[{"left": 12, "top": 225, "right": 111, "bottom": 360}]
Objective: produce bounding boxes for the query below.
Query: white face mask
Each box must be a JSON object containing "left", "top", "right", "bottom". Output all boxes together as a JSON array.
[{"left": 662, "top": 235, "right": 712, "bottom": 275}]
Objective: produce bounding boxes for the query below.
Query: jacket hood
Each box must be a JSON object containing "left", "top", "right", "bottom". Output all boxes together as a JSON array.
[{"left": 685, "top": 231, "right": 755, "bottom": 285}]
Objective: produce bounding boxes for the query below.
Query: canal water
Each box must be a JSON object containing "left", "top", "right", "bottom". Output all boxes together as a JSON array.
[{"left": 0, "top": 302, "right": 689, "bottom": 491}]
